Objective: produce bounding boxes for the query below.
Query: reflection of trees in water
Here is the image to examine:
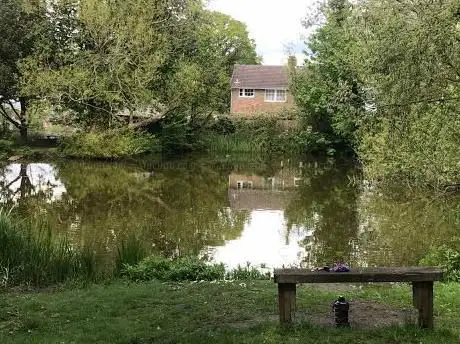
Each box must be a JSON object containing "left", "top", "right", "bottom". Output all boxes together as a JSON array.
[
  {"left": 284, "top": 163, "right": 361, "bottom": 267},
  {"left": 1, "top": 161, "right": 249, "bottom": 259},
  {"left": 0, "top": 163, "right": 60, "bottom": 209},
  {"left": 359, "top": 188, "right": 460, "bottom": 267}
]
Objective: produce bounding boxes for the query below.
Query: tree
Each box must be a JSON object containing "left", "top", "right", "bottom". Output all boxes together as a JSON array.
[
  {"left": 20, "top": 1, "right": 260, "bottom": 131},
  {"left": 349, "top": 0, "right": 460, "bottom": 186},
  {"left": 0, "top": 0, "right": 46, "bottom": 141},
  {"left": 292, "top": 0, "right": 365, "bottom": 154},
  {"left": 198, "top": 11, "right": 261, "bottom": 112}
]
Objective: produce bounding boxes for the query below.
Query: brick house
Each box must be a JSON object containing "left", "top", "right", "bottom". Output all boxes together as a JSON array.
[{"left": 230, "top": 64, "right": 295, "bottom": 115}]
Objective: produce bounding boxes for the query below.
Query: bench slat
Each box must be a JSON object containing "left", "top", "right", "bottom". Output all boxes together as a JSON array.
[{"left": 274, "top": 267, "right": 443, "bottom": 284}]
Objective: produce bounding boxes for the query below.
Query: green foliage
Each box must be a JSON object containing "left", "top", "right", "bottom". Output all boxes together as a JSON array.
[
  {"left": 292, "top": 0, "right": 365, "bottom": 155},
  {"left": 421, "top": 245, "right": 460, "bottom": 282},
  {"left": 19, "top": 1, "right": 259, "bottom": 131},
  {"left": 59, "top": 130, "right": 158, "bottom": 159},
  {"left": 0, "top": 139, "right": 14, "bottom": 159},
  {"left": 116, "top": 234, "right": 148, "bottom": 275},
  {"left": 0, "top": 0, "right": 45, "bottom": 139},
  {"left": 205, "top": 116, "right": 313, "bottom": 156},
  {"left": 210, "top": 116, "right": 236, "bottom": 135},
  {"left": 121, "top": 254, "right": 271, "bottom": 282},
  {"left": 225, "top": 264, "right": 271, "bottom": 281},
  {"left": 0, "top": 210, "right": 95, "bottom": 287},
  {"left": 350, "top": 0, "right": 460, "bottom": 188},
  {"left": 121, "top": 254, "right": 226, "bottom": 282},
  {"left": 295, "top": 0, "right": 460, "bottom": 186},
  {"left": 204, "top": 132, "right": 263, "bottom": 154}
]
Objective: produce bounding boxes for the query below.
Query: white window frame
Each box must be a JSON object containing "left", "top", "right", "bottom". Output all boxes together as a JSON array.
[
  {"left": 264, "top": 89, "right": 287, "bottom": 103},
  {"left": 239, "top": 88, "right": 255, "bottom": 98}
]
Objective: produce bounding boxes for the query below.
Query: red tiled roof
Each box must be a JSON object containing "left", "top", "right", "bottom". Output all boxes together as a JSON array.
[{"left": 231, "top": 65, "right": 289, "bottom": 89}]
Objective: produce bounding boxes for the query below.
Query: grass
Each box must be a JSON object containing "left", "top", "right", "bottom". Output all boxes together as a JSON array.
[
  {"left": 0, "top": 211, "right": 95, "bottom": 287},
  {"left": 0, "top": 281, "right": 459, "bottom": 343},
  {"left": 204, "top": 133, "right": 264, "bottom": 154}
]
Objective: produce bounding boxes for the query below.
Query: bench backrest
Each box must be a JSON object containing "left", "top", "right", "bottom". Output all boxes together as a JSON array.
[{"left": 274, "top": 267, "right": 443, "bottom": 284}]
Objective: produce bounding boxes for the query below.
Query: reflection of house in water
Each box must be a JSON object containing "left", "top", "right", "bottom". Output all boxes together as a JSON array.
[
  {"left": 228, "top": 168, "right": 302, "bottom": 211},
  {"left": 229, "top": 168, "right": 302, "bottom": 190}
]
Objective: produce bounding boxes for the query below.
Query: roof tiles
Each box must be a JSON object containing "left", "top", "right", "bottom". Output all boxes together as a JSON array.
[{"left": 231, "top": 65, "right": 289, "bottom": 89}]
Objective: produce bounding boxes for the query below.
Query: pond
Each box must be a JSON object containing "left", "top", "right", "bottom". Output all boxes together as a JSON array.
[{"left": 0, "top": 156, "right": 458, "bottom": 271}]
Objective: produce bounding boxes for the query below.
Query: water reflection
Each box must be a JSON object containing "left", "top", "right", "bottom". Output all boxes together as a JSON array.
[{"left": 0, "top": 158, "right": 458, "bottom": 269}]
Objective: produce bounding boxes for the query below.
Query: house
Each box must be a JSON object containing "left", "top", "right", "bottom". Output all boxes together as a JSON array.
[{"left": 230, "top": 64, "right": 296, "bottom": 115}]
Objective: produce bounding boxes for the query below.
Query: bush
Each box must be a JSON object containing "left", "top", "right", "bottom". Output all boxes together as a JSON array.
[
  {"left": 121, "top": 254, "right": 272, "bottom": 282},
  {"left": 60, "top": 130, "right": 158, "bottom": 159},
  {"left": 225, "top": 264, "right": 271, "bottom": 280},
  {"left": 210, "top": 116, "right": 236, "bottom": 135},
  {"left": 121, "top": 255, "right": 226, "bottom": 282},
  {"left": 420, "top": 246, "right": 460, "bottom": 282}
]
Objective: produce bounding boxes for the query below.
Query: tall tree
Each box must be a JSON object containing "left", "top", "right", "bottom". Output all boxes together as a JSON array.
[
  {"left": 292, "top": 0, "right": 365, "bottom": 154},
  {"left": 20, "top": 1, "right": 260, "bottom": 130},
  {"left": 350, "top": 0, "right": 460, "bottom": 186},
  {"left": 0, "top": 0, "right": 46, "bottom": 141}
]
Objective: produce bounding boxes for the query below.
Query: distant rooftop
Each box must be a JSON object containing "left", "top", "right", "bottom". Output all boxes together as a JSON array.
[{"left": 231, "top": 65, "right": 289, "bottom": 89}]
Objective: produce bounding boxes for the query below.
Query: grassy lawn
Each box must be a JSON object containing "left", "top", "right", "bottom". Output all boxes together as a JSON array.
[{"left": 1, "top": 281, "right": 459, "bottom": 344}]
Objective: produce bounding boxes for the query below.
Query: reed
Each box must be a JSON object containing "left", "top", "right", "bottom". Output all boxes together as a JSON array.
[{"left": 0, "top": 210, "right": 90, "bottom": 287}]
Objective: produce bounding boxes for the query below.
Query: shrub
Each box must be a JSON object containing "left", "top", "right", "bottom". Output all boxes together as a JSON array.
[
  {"left": 226, "top": 264, "right": 271, "bottom": 280},
  {"left": 121, "top": 255, "right": 226, "bottom": 282},
  {"left": 121, "top": 254, "right": 272, "bottom": 282},
  {"left": 60, "top": 130, "right": 158, "bottom": 159},
  {"left": 210, "top": 116, "right": 236, "bottom": 135},
  {"left": 420, "top": 246, "right": 460, "bottom": 282}
]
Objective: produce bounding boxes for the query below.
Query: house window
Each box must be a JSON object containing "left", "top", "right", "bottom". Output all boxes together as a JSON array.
[
  {"left": 239, "top": 89, "right": 255, "bottom": 98},
  {"left": 265, "top": 89, "right": 287, "bottom": 102},
  {"left": 237, "top": 181, "right": 253, "bottom": 189}
]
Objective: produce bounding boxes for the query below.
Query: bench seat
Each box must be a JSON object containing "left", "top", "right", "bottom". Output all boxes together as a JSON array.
[{"left": 274, "top": 267, "right": 443, "bottom": 329}]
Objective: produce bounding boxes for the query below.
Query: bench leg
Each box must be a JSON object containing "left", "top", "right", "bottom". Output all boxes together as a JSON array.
[
  {"left": 278, "top": 283, "right": 296, "bottom": 323},
  {"left": 412, "top": 281, "right": 434, "bottom": 329}
]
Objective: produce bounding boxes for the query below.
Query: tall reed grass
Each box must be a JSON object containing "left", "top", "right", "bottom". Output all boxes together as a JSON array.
[
  {"left": 204, "top": 133, "right": 263, "bottom": 154},
  {"left": 0, "top": 210, "right": 96, "bottom": 287}
]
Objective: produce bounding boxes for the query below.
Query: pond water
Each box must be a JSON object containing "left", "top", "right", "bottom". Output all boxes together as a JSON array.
[{"left": 1, "top": 156, "right": 458, "bottom": 270}]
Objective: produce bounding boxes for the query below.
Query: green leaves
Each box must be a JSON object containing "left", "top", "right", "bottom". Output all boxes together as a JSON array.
[
  {"left": 292, "top": 0, "right": 365, "bottom": 154},
  {"left": 18, "top": 1, "right": 259, "bottom": 130}
]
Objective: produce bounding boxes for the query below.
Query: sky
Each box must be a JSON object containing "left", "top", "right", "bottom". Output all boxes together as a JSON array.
[{"left": 207, "top": 0, "right": 318, "bottom": 65}]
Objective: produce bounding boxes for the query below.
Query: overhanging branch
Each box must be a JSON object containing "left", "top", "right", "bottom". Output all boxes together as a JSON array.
[
  {"left": 0, "top": 104, "right": 21, "bottom": 129},
  {"left": 6, "top": 100, "right": 22, "bottom": 120}
]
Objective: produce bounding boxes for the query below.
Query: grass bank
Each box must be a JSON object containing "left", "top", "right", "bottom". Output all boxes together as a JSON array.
[{"left": 1, "top": 280, "right": 459, "bottom": 343}]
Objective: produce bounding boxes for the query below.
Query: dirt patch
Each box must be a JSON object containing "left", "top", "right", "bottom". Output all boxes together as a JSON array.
[
  {"left": 227, "top": 301, "right": 417, "bottom": 330},
  {"left": 301, "top": 300, "right": 417, "bottom": 329}
]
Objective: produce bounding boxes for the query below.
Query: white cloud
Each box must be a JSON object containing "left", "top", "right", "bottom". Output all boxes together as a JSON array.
[{"left": 207, "top": 0, "right": 318, "bottom": 65}]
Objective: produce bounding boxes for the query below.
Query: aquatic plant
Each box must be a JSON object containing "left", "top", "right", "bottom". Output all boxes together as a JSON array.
[
  {"left": 115, "top": 234, "right": 148, "bottom": 275},
  {"left": 0, "top": 210, "right": 99, "bottom": 287}
]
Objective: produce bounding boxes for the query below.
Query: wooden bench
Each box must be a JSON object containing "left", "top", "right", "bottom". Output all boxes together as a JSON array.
[{"left": 274, "top": 267, "right": 443, "bottom": 329}]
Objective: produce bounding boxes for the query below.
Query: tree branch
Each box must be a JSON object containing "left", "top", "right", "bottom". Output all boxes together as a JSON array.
[
  {"left": 6, "top": 100, "right": 22, "bottom": 120},
  {"left": 0, "top": 104, "right": 21, "bottom": 128},
  {"left": 379, "top": 96, "right": 460, "bottom": 109}
]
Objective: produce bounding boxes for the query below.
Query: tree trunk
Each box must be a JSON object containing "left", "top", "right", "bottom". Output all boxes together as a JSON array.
[
  {"left": 19, "top": 98, "right": 28, "bottom": 143},
  {"left": 19, "top": 124, "right": 28, "bottom": 143}
]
